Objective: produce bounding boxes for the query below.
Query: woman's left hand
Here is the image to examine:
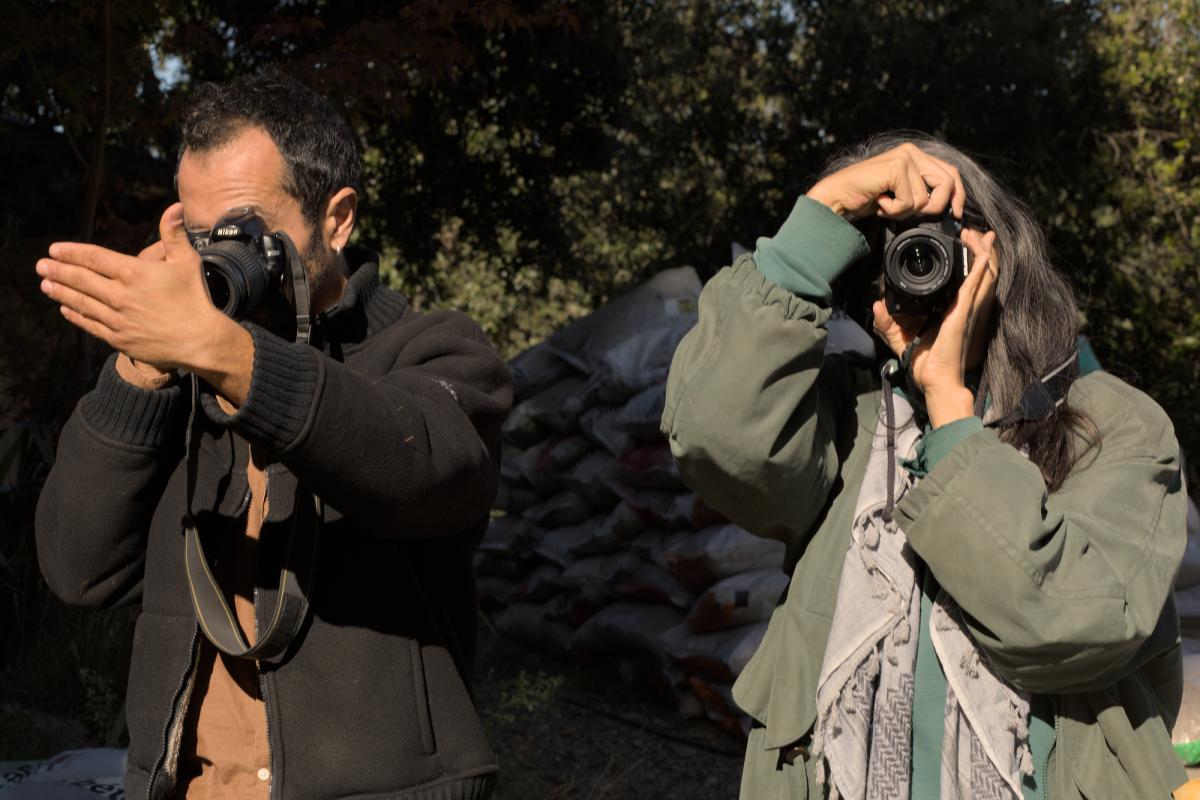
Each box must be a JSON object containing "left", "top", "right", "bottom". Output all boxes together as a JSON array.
[{"left": 872, "top": 229, "right": 999, "bottom": 427}]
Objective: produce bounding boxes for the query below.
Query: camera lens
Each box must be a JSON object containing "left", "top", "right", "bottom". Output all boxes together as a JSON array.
[
  {"left": 894, "top": 238, "right": 946, "bottom": 292},
  {"left": 901, "top": 244, "right": 937, "bottom": 278},
  {"left": 198, "top": 240, "right": 268, "bottom": 319},
  {"left": 882, "top": 218, "right": 965, "bottom": 315},
  {"left": 203, "top": 266, "right": 234, "bottom": 313}
]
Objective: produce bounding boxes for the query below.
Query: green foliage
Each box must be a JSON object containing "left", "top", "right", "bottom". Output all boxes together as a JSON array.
[
  {"left": 1084, "top": 0, "right": 1200, "bottom": 484},
  {"left": 382, "top": 217, "right": 593, "bottom": 360},
  {"left": 492, "top": 668, "right": 566, "bottom": 725}
]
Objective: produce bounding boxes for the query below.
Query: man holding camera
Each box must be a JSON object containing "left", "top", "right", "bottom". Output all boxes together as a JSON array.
[{"left": 35, "top": 71, "right": 510, "bottom": 800}]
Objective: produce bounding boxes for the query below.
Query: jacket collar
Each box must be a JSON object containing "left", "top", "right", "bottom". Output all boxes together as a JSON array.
[{"left": 312, "top": 246, "right": 409, "bottom": 353}]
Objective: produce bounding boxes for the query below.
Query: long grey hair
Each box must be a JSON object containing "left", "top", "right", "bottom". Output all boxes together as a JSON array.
[{"left": 823, "top": 132, "right": 1098, "bottom": 491}]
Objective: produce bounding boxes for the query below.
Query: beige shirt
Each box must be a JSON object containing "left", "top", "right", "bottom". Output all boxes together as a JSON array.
[{"left": 176, "top": 451, "right": 271, "bottom": 800}]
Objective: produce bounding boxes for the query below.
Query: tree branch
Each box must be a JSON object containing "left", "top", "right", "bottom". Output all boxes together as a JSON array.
[
  {"left": 79, "top": 0, "right": 111, "bottom": 243},
  {"left": 20, "top": 48, "right": 90, "bottom": 172}
]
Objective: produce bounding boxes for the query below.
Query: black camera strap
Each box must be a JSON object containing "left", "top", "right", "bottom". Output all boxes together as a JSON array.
[
  {"left": 182, "top": 376, "right": 321, "bottom": 662},
  {"left": 985, "top": 350, "right": 1079, "bottom": 429},
  {"left": 273, "top": 231, "right": 313, "bottom": 346}
]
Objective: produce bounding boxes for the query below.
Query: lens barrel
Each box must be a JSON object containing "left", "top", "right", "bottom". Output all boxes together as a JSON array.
[
  {"left": 882, "top": 218, "right": 969, "bottom": 316},
  {"left": 199, "top": 240, "right": 269, "bottom": 319},
  {"left": 885, "top": 233, "right": 951, "bottom": 296}
]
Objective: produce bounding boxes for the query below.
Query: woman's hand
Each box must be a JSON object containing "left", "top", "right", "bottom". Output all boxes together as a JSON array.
[
  {"left": 872, "top": 229, "right": 999, "bottom": 427},
  {"left": 807, "top": 142, "right": 966, "bottom": 221}
]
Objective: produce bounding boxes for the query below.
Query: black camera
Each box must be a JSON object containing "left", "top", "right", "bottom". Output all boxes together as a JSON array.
[
  {"left": 882, "top": 212, "right": 973, "bottom": 317},
  {"left": 187, "top": 208, "right": 291, "bottom": 320}
]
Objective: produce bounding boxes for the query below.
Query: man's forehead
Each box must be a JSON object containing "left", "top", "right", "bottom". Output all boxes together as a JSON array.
[
  {"left": 178, "top": 127, "right": 291, "bottom": 229},
  {"left": 183, "top": 203, "right": 266, "bottom": 232}
]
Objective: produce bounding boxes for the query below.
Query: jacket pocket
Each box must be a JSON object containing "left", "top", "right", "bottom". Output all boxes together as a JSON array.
[
  {"left": 804, "top": 574, "right": 841, "bottom": 619},
  {"left": 744, "top": 724, "right": 813, "bottom": 800},
  {"left": 410, "top": 638, "right": 436, "bottom": 755},
  {"left": 123, "top": 612, "right": 199, "bottom": 782},
  {"left": 780, "top": 739, "right": 814, "bottom": 800},
  {"left": 1059, "top": 678, "right": 1184, "bottom": 800},
  {"left": 1060, "top": 700, "right": 1138, "bottom": 800},
  {"left": 420, "top": 643, "right": 498, "bottom": 771}
]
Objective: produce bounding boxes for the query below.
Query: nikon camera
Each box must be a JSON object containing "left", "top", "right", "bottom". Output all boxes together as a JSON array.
[
  {"left": 186, "top": 208, "right": 292, "bottom": 320},
  {"left": 882, "top": 212, "right": 974, "bottom": 317}
]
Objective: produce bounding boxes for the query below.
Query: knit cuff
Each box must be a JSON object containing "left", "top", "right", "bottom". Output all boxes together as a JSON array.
[
  {"left": 903, "top": 416, "right": 985, "bottom": 479},
  {"left": 202, "top": 324, "right": 322, "bottom": 455},
  {"left": 922, "top": 416, "right": 984, "bottom": 472},
  {"left": 753, "top": 196, "right": 870, "bottom": 303},
  {"left": 80, "top": 354, "right": 184, "bottom": 449}
]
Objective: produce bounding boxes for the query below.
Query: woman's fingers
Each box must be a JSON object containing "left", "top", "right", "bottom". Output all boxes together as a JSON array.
[
  {"left": 871, "top": 299, "right": 931, "bottom": 359},
  {"left": 906, "top": 161, "right": 931, "bottom": 217},
  {"left": 925, "top": 178, "right": 953, "bottom": 219},
  {"left": 914, "top": 152, "right": 965, "bottom": 219},
  {"left": 875, "top": 145, "right": 962, "bottom": 220},
  {"left": 815, "top": 141, "right": 967, "bottom": 222},
  {"left": 918, "top": 158, "right": 958, "bottom": 218},
  {"left": 939, "top": 230, "right": 995, "bottom": 345},
  {"left": 871, "top": 299, "right": 906, "bottom": 356},
  {"left": 962, "top": 229, "right": 998, "bottom": 280},
  {"left": 876, "top": 156, "right": 917, "bottom": 218}
]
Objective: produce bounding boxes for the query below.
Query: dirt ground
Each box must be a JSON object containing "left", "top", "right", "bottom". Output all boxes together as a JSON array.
[
  {"left": 474, "top": 619, "right": 745, "bottom": 800},
  {"left": 1, "top": 618, "right": 747, "bottom": 799}
]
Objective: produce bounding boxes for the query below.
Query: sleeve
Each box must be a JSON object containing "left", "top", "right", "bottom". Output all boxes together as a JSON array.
[
  {"left": 661, "top": 197, "right": 870, "bottom": 549},
  {"left": 894, "top": 389, "right": 1187, "bottom": 694},
  {"left": 205, "top": 311, "right": 513, "bottom": 539},
  {"left": 35, "top": 354, "right": 186, "bottom": 608},
  {"left": 901, "top": 416, "right": 985, "bottom": 479}
]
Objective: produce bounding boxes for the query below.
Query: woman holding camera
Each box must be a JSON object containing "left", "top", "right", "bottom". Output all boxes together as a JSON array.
[{"left": 662, "top": 135, "right": 1188, "bottom": 799}]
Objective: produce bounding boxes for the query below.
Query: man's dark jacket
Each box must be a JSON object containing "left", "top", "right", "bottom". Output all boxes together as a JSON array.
[{"left": 36, "top": 251, "right": 512, "bottom": 800}]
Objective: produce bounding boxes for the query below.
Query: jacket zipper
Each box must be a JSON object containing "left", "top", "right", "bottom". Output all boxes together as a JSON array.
[
  {"left": 144, "top": 625, "right": 200, "bottom": 800},
  {"left": 1042, "top": 712, "right": 1061, "bottom": 800},
  {"left": 259, "top": 664, "right": 275, "bottom": 800},
  {"left": 257, "top": 471, "right": 276, "bottom": 800}
]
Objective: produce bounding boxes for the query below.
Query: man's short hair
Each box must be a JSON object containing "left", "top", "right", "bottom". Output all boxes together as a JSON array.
[{"left": 178, "top": 68, "right": 362, "bottom": 224}]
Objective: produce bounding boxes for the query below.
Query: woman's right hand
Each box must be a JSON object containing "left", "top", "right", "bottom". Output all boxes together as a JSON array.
[{"left": 806, "top": 142, "right": 966, "bottom": 222}]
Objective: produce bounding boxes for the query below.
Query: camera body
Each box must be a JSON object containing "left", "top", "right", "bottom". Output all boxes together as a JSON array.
[
  {"left": 187, "top": 208, "right": 290, "bottom": 320},
  {"left": 882, "top": 212, "right": 973, "bottom": 317}
]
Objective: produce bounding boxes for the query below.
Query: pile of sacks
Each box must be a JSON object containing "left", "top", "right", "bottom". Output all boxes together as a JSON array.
[
  {"left": 0, "top": 749, "right": 126, "bottom": 798},
  {"left": 477, "top": 267, "right": 788, "bottom": 737}
]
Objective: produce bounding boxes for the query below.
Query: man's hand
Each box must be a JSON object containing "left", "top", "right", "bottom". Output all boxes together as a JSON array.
[
  {"left": 872, "top": 229, "right": 999, "bottom": 427},
  {"left": 807, "top": 142, "right": 966, "bottom": 221},
  {"left": 112, "top": 239, "right": 175, "bottom": 389},
  {"left": 37, "top": 203, "right": 255, "bottom": 407}
]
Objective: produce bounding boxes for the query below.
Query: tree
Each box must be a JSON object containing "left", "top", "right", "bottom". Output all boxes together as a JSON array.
[{"left": 1084, "top": 0, "right": 1200, "bottom": 484}]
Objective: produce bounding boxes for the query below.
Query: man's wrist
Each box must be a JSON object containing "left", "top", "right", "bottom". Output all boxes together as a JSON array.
[
  {"left": 115, "top": 353, "right": 175, "bottom": 390},
  {"left": 187, "top": 312, "right": 255, "bottom": 409}
]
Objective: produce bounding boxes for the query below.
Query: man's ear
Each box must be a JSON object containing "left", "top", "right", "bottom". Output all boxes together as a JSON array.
[{"left": 324, "top": 187, "right": 358, "bottom": 251}]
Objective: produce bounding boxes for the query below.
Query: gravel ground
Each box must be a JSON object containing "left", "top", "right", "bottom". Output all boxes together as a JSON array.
[{"left": 474, "top": 618, "right": 746, "bottom": 800}]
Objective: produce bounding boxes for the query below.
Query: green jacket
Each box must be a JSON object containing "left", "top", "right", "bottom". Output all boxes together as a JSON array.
[{"left": 662, "top": 197, "right": 1189, "bottom": 799}]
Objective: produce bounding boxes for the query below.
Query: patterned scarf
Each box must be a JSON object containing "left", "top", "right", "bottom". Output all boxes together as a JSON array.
[{"left": 811, "top": 392, "right": 1034, "bottom": 800}]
